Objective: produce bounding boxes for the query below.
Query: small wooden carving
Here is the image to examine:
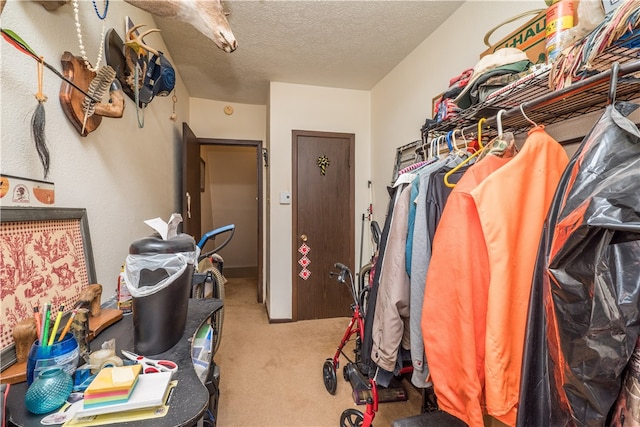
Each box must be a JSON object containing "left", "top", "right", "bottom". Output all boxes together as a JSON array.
[
  {"left": 78, "top": 284, "right": 103, "bottom": 317},
  {"left": 94, "top": 88, "right": 125, "bottom": 118},
  {"left": 72, "top": 308, "right": 90, "bottom": 362},
  {"left": 12, "top": 318, "right": 37, "bottom": 363}
]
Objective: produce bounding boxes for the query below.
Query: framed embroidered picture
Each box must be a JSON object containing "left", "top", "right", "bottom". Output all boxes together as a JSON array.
[{"left": 0, "top": 207, "right": 96, "bottom": 371}]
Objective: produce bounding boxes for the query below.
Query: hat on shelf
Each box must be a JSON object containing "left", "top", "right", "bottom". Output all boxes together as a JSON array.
[{"left": 454, "top": 47, "right": 531, "bottom": 110}]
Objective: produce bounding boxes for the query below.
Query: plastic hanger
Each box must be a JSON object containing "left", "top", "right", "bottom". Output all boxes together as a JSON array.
[
  {"left": 446, "top": 131, "right": 454, "bottom": 152},
  {"left": 482, "top": 110, "right": 514, "bottom": 158},
  {"left": 443, "top": 118, "right": 487, "bottom": 188},
  {"left": 477, "top": 118, "right": 486, "bottom": 149},
  {"left": 430, "top": 135, "right": 443, "bottom": 159},
  {"left": 520, "top": 104, "right": 538, "bottom": 127},
  {"left": 451, "top": 129, "right": 466, "bottom": 155},
  {"left": 433, "top": 135, "right": 443, "bottom": 159},
  {"left": 440, "top": 134, "right": 450, "bottom": 156}
]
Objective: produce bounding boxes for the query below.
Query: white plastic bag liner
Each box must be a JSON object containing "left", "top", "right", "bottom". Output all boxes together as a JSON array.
[{"left": 124, "top": 250, "right": 197, "bottom": 298}]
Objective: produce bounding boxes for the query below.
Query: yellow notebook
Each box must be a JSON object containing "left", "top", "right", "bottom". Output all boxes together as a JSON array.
[{"left": 85, "top": 365, "right": 142, "bottom": 395}]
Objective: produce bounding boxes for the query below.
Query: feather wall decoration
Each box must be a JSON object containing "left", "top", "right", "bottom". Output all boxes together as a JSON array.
[
  {"left": 81, "top": 65, "right": 116, "bottom": 134},
  {"left": 2, "top": 29, "right": 104, "bottom": 178},
  {"left": 32, "top": 57, "right": 50, "bottom": 179}
]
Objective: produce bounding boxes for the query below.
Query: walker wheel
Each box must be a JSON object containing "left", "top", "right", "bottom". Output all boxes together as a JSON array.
[
  {"left": 323, "top": 359, "right": 337, "bottom": 395},
  {"left": 340, "top": 408, "right": 366, "bottom": 427},
  {"left": 343, "top": 363, "right": 354, "bottom": 382}
]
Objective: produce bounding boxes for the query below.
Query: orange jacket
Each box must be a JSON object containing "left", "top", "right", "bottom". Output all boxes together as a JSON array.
[
  {"left": 471, "top": 126, "right": 568, "bottom": 425},
  {"left": 422, "top": 154, "right": 513, "bottom": 427}
]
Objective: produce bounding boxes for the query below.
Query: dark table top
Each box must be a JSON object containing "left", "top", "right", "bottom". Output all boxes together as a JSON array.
[{"left": 7, "top": 298, "right": 223, "bottom": 427}]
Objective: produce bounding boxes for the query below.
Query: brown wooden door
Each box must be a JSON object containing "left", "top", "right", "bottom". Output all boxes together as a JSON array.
[
  {"left": 292, "top": 130, "right": 355, "bottom": 320},
  {"left": 182, "top": 122, "right": 201, "bottom": 241}
]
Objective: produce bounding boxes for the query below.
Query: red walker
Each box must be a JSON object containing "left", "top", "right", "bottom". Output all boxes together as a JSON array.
[{"left": 323, "top": 262, "right": 412, "bottom": 427}]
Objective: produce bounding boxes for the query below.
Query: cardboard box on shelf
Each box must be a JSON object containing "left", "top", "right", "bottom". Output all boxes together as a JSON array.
[{"left": 481, "top": 10, "right": 547, "bottom": 65}]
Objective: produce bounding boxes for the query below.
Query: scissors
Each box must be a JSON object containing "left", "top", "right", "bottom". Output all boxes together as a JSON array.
[{"left": 121, "top": 350, "right": 178, "bottom": 375}]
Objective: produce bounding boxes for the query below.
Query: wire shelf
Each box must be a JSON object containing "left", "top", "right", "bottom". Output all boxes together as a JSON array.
[{"left": 424, "top": 37, "right": 640, "bottom": 141}]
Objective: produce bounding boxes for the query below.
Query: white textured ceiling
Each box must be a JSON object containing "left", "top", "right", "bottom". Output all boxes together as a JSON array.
[{"left": 152, "top": 1, "right": 464, "bottom": 105}]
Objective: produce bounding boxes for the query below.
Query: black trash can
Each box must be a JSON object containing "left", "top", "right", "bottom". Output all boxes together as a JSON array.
[{"left": 125, "top": 234, "right": 196, "bottom": 355}]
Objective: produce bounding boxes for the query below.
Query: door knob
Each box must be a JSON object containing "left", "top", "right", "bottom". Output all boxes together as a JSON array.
[{"left": 300, "top": 234, "right": 308, "bottom": 242}]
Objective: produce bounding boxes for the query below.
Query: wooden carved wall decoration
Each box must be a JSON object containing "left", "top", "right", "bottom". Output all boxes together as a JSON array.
[{"left": 59, "top": 52, "right": 125, "bottom": 137}]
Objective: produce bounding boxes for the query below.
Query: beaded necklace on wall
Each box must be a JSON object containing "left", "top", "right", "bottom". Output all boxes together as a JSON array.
[{"left": 73, "top": 0, "right": 109, "bottom": 73}]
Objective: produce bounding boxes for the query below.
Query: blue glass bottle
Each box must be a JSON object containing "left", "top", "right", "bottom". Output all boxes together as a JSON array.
[{"left": 25, "top": 367, "right": 73, "bottom": 414}]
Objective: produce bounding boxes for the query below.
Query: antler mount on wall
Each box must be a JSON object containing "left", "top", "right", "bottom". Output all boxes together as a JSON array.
[{"left": 0, "top": 0, "right": 238, "bottom": 53}]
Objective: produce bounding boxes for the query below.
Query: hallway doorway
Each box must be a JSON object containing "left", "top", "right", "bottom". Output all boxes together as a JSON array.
[{"left": 199, "top": 139, "right": 264, "bottom": 303}]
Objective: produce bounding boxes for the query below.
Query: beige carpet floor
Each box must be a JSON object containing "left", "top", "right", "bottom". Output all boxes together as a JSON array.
[{"left": 214, "top": 276, "right": 423, "bottom": 426}]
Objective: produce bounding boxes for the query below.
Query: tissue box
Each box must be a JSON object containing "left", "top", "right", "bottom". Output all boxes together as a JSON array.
[{"left": 0, "top": 174, "right": 55, "bottom": 207}]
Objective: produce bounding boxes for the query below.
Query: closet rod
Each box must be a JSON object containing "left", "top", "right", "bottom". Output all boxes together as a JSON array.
[{"left": 461, "top": 59, "right": 640, "bottom": 137}]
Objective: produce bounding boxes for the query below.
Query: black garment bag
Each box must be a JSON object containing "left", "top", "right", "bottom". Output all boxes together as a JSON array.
[{"left": 517, "top": 101, "right": 640, "bottom": 426}]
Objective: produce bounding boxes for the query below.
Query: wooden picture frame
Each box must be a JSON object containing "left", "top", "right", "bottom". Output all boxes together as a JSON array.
[{"left": 0, "top": 207, "right": 96, "bottom": 371}]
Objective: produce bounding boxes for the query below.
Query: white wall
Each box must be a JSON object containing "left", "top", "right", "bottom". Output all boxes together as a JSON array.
[
  {"left": 189, "top": 98, "right": 267, "bottom": 141},
  {"left": 268, "top": 82, "right": 371, "bottom": 319},
  {"left": 370, "top": 0, "right": 544, "bottom": 216},
  {"left": 1, "top": 1, "right": 190, "bottom": 301}
]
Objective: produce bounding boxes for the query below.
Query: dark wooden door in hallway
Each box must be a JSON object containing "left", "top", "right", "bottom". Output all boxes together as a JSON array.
[{"left": 292, "top": 130, "right": 355, "bottom": 320}]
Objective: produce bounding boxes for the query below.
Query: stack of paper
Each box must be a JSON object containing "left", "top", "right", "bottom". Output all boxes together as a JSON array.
[
  {"left": 74, "top": 372, "right": 173, "bottom": 418},
  {"left": 83, "top": 365, "right": 142, "bottom": 409}
]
